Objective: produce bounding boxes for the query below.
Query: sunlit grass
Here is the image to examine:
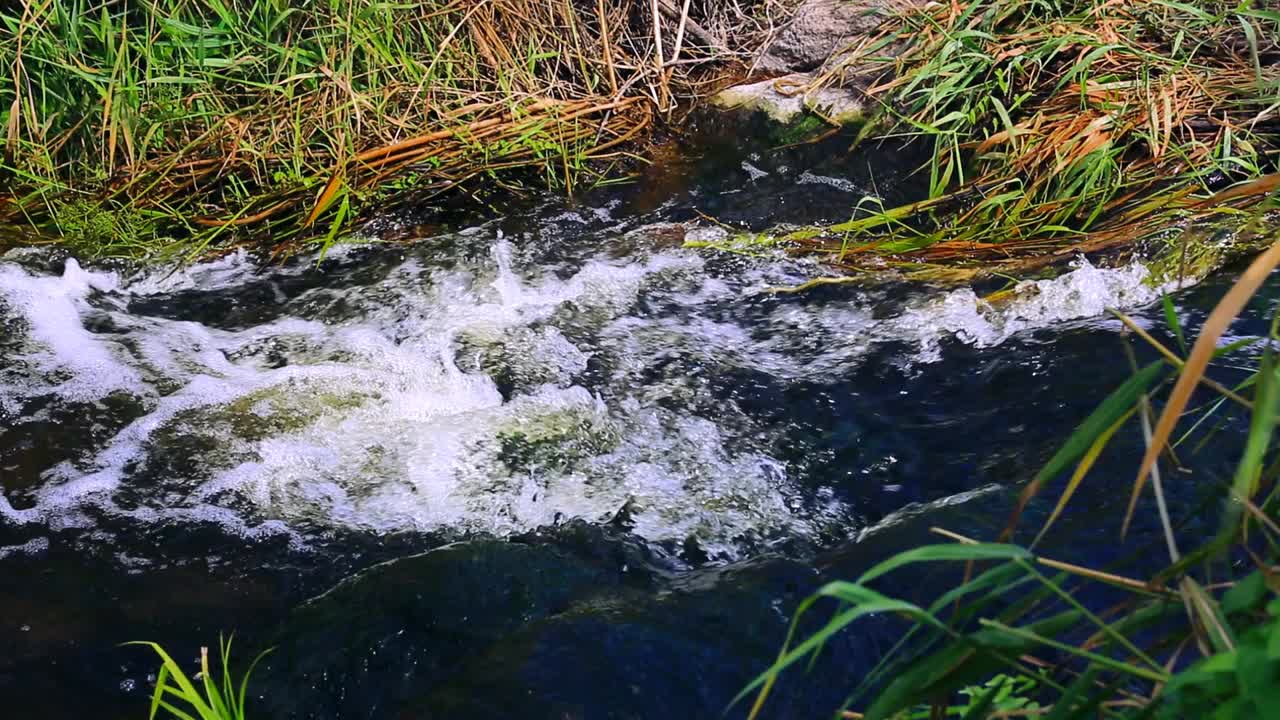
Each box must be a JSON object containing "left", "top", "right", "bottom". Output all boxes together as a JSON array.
[
  {"left": 756, "top": 0, "right": 1280, "bottom": 279},
  {"left": 0, "top": 0, "right": 756, "bottom": 261},
  {"left": 742, "top": 237, "right": 1280, "bottom": 718},
  {"left": 128, "top": 636, "right": 270, "bottom": 720}
]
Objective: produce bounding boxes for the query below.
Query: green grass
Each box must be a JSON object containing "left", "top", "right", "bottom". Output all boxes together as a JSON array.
[
  {"left": 0, "top": 0, "right": 750, "bottom": 261},
  {"left": 741, "top": 239, "right": 1280, "bottom": 718},
  {"left": 129, "top": 636, "right": 270, "bottom": 720},
  {"left": 745, "top": 0, "right": 1280, "bottom": 281}
]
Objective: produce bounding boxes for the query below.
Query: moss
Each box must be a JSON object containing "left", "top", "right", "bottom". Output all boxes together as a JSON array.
[
  {"left": 146, "top": 384, "right": 373, "bottom": 460},
  {"left": 1144, "top": 208, "right": 1280, "bottom": 287},
  {"left": 50, "top": 199, "right": 169, "bottom": 259},
  {"left": 771, "top": 112, "right": 831, "bottom": 145},
  {"left": 496, "top": 407, "right": 621, "bottom": 474},
  {"left": 221, "top": 386, "right": 371, "bottom": 440}
]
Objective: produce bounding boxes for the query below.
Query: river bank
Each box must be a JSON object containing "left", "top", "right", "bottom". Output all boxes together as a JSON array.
[
  {"left": 0, "top": 0, "right": 778, "bottom": 259},
  {"left": 3, "top": 0, "right": 1277, "bottom": 284}
]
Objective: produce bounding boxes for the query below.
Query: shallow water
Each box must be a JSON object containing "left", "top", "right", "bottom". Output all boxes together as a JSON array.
[{"left": 0, "top": 126, "right": 1267, "bottom": 717}]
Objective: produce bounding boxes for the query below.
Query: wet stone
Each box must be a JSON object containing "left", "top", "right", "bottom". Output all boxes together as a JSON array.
[
  {"left": 712, "top": 73, "right": 866, "bottom": 126},
  {"left": 255, "top": 487, "right": 1017, "bottom": 720},
  {"left": 757, "top": 0, "right": 923, "bottom": 74},
  {"left": 255, "top": 526, "right": 860, "bottom": 720}
]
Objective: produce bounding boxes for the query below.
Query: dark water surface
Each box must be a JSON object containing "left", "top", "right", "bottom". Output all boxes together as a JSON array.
[{"left": 0, "top": 123, "right": 1265, "bottom": 717}]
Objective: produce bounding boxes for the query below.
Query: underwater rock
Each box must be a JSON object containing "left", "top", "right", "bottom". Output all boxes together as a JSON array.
[
  {"left": 1141, "top": 211, "right": 1280, "bottom": 288},
  {"left": 258, "top": 526, "right": 862, "bottom": 720},
  {"left": 257, "top": 486, "right": 1016, "bottom": 720},
  {"left": 256, "top": 532, "right": 634, "bottom": 720},
  {"left": 407, "top": 556, "right": 855, "bottom": 720}
]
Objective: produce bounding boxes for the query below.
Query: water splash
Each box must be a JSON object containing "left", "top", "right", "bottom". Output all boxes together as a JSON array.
[
  {"left": 0, "top": 259, "right": 140, "bottom": 409},
  {"left": 0, "top": 234, "right": 1167, "bottom": 558}
]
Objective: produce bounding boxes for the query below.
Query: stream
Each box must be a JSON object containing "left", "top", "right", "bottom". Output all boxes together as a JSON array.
[{"left": 0, "top": 123, "right": 1267, "bottom": 718}]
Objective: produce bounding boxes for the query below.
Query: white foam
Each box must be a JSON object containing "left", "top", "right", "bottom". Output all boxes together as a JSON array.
[
  {"left": 0, "top": 537, "right": 49, "bottom": 560},
  {"left": 0, "top": 242, "right": 1168, "bottom": 558},
  {"left": 0, "top": 259, "right": 142, "bottom": 408},
  {"left": 123, "top": 250, "right": 260, "bottom": 295},
  {"left": 742, "top": 161, "right": 770, "bottom": 181},
  {"left": 0, "top": 241, "right": 826, "bottom": 557},
  {"left": 882, "top": 259, "right": 1165, "bottom": 363},
  {"left": 598, "top": 258, "right": 1166, "bottom": 382},
  {"left": 798, "top": 170, "right": 861, "bottom": 194}
]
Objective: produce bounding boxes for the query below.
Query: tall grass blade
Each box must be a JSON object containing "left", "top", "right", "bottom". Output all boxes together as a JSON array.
[
  {"left": 1006, "top": 361, "right": 1165, "bottom": 540},
  {"left": 1033, "top": 407, "right": 1136, "bottom": 547},
  {"left": 1163, "top": 294, "right": 1188, "bottom": 355},
  {"left": 1129, "top": 238, "right": 1280, "bottom": 538}
]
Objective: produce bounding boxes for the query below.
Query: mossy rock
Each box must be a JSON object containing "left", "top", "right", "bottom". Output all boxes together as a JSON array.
[
  {"left": 712, "top": 73, "right": 866, "bottom": 143},
  {"left": 1143, "top": 209, "right": 1280, "bottom": 288}
]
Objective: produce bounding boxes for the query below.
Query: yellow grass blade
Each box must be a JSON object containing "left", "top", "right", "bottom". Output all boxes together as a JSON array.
[
  {"left": 303, "top": 173, "right": 345, "bottom": 229},
  {"left": 1126, "top": 237, "right": 1280, "bottom": 538},
  {"left": 1033, "top": 407, "right": 1135, "bottom": 548}
]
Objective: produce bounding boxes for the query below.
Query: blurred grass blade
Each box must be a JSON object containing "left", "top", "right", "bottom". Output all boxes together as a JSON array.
[
  {"left": 1005, "top": 361, "right": 1164, "bottom": 540},
  {"left": 1129, "top": 238, "right": 1280, "bottom": 538},
  {"left": 1163, "top": 294, "right": 1188, "bottom": 355},
  {"left": 739, "top": 584, "right": 944, "bottom": 719},
  {"left": 1227, "top": 315, "right": 1280, "bottom": 525},
  {"left": 958, "top": 679, "right": 1002, "bottom": 720},
  {"left": 1032, "top": 407, "right": 1135, "bottom": 547},
  {"left": 978, "top": 619, "right": 1170, "bottom": 683},
  {"left": 1180, "top": 576, "right": 1236, "bottom": 653},
  {"left": 859, "top": 543, "right": 1031, "bottom": 585}
]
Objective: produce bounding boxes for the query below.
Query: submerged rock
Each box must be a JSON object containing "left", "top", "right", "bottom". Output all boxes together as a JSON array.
[
  {"left": 256, "top": 526, "right": 862, "bottom": 720},
  {"left": 1141, "top": 210, "right": 1280, "bottom": 288},
  {"left": 256, "top": 487, "right": 1015, "bottom": 720},
  {"left": 256, "top": 534, "right": 631, "bottom": 720}
]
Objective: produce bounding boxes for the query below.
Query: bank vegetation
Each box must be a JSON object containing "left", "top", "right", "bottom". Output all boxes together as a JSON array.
[
  {"left": 0, "top": 0, "right": 779, "bottom": 259},
  {"left": 746, "top": 0, "right": 1280, "bottom": 283}
]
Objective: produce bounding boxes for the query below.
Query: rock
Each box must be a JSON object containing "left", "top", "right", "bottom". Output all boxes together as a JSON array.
[
  {"left": 253, "top": 524, "right": 881, "bottom": 720},
  {"left": 409, "top": 556, "right": 867, "bottom": 720},
  {"left": 253, "top": 487, "right": 1020, "bottom": 720},
  {"left": 255, "top": 534, "right": 632, "bottom": 720},
  {"left": 757, "top": 0, "right": 908, "bottom": 74},
  {"left": 711, "top": 73, "right": 865, "bottom": 126}
]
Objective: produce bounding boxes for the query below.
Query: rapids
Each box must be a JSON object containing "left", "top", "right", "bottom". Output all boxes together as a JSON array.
[
  {"left": 1, "top": 124, "right": 1263, "bottom": 718},
  {"left": 0, "top": 231, "right": 1167, "bottom": 559}
]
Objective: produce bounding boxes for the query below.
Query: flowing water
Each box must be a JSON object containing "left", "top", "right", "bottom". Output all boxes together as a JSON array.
[{"left": 0, "top": 125, "right": 1267, "bottom": 717}]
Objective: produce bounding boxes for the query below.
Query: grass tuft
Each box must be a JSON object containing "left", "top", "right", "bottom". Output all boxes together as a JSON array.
[
  {"left": 747, "top": 0, "right": 1280, "bottom": 281},
  {"left": 128, "top": 635, "right": 270, "bottom": 720},
  {"left": 0, "top": 0, "right": 772, "bottom": 261}
]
